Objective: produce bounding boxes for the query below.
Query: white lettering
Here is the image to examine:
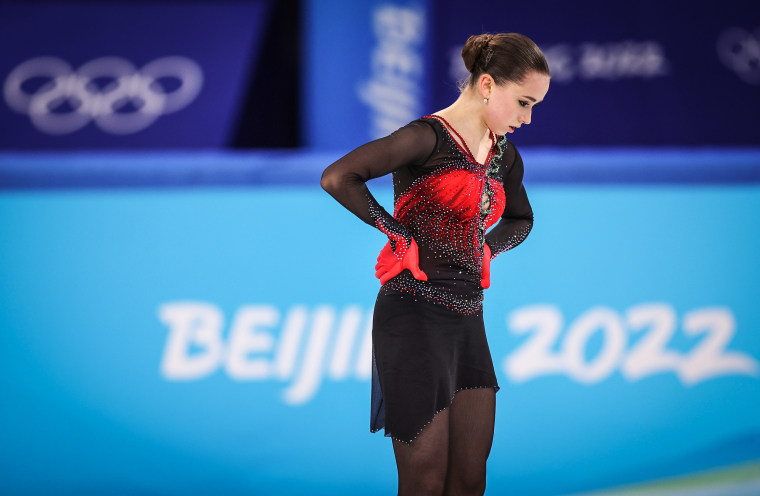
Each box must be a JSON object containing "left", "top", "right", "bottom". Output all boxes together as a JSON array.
[
  {"left": 359, "top": 5, "right": 426, "bottom": 139},
  {"left": 563, "top": 307, "right": 626, "bottom": 383},
  {"left": 159, "top": 302, "right": 224, "bottom": 380},
  {"left": 622, "top": 304, "right": 681, "bottom": 381},
  {"left": 579, "top": 41, "right": 669, "bottom": 80},
  {"left": 504, "top": 305, "right": 565, "bottom": 382},
  {"left": 504, "top": 304, "right": 759, "bottom": 385},
  {"left": 541, "top": 40, "right": 669, "bottom": 83},
  {"left": 225, "top": 305, "right": 278, "bottom": 380},
  {"left": 541, "top": 44, "right": 574, "bottom": 83},
  {"left": 274, "top": 306, "right": 308, "bottom": 380},
  {"left": 329, "top": 306, "right": 363, "bottom": 380},
  {"left": 157, "top": 302, "right": 759, "bottom": 405},
  {"left": 283, "top": 306, "right": 335, "bottom": 405},
  {"left": 355, "top": 311, "right": 374, "bottom": 380},
  {"left": 679, "top": 307, "right": 759, "bottom": 385}
]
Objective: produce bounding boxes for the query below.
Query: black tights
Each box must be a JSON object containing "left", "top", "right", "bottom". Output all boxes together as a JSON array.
[{"left": 391, "top": 388, "right": 496, "bottom": 496}]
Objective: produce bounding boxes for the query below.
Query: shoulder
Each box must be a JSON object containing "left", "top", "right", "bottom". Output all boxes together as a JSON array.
[
  {"left": 380, "top": 118, "right": 440, "bottom": 167},
  {"left": 387, "top": 117, "right": 439, "bottom": 144},
  {"left": 409, "top": 116, "right": 442, "bottom": 137}
]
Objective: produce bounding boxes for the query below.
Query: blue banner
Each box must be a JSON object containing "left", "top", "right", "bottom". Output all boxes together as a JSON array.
[
  {"left": 303, "top": 0, "right": 432, "bottom": 149},
  {"left": 430, "top": 0, "right": 760, "bottom": 146},
  {"left": 0, "top": 1, "right": 270, "bottom": 149},
  {"left": 1, "top": 154, "right": 759, "bottom": 495},
  {"left": 303, "top": 0, "right": 759, "bottom": 147}
]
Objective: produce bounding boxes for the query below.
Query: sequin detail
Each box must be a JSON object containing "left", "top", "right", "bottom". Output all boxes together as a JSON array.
[
  {"left": 488, "top": 223, "right": 533, "bottom": 257},
  {"left": 367, "top": 189, "right": 412, "bottom": 259},
  {"left": 381, "top": 117, "right": 507, "bottom": 314},
  {"left": 380, "top": 272, "right": 484, "bottom": 315}
]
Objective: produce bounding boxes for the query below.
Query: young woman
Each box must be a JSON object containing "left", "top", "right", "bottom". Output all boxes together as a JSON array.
[{"left": 321, "top": 32, "right": 550, "bottom": 496}]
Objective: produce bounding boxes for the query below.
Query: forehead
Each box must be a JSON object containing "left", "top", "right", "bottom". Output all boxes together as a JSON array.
[{"left": 507, "top": 72, "right": 550, "bottom": 99}]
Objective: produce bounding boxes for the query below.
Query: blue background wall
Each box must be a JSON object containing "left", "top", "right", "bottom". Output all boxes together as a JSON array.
[{"left": 1, "top": 0, "right": 760, "bottom": 495}]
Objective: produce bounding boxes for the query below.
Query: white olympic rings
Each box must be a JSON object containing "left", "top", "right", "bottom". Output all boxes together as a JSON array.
[
  {"left": 3, "top": 56, "right": 204, "bottom": 135},
  {"left": 717, "top": 27, "right": 760, "bottom": 85}
]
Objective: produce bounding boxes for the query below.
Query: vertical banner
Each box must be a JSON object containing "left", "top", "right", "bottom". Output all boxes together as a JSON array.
[{"left": 303, "top": 0, "right": 432, "bottom": 149}]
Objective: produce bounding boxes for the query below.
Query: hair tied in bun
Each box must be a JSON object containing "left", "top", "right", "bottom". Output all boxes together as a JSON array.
[{"left": 460, "top": 32, "right": 550, "bottom": 90}]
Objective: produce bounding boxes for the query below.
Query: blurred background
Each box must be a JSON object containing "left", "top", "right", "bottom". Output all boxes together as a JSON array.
[{"left": 1, "top": 0, "right": 759, "bottom": 495}]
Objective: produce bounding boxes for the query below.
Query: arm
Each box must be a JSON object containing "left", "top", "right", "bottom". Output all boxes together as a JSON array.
[
  {"left": 320, "top": 120, "right": 437, "bottom": 256},
  {"left": 484, "top": 146, "right": 534, "bottom": 258}
]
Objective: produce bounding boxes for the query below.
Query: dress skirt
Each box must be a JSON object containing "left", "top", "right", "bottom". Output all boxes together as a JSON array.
[{"left": 370, "top": 290, "right": 500, "bottom": 444}]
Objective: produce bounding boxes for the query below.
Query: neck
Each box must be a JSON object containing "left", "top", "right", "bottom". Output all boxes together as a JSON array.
[{"left": 435, "top": 88, "right": 491, "bottom": 143}]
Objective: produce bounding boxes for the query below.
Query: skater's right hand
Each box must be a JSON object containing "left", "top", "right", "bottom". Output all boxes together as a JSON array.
[{"left": 375, "top": 238, "right": 427, "bottom": 285}]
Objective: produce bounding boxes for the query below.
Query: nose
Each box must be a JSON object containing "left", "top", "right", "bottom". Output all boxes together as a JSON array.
[{"left": 521, "top": 108, "right": 532, "bottom": 125}]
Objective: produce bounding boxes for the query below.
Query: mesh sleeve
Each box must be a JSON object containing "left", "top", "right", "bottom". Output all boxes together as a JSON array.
[
  {"left": 321, "top": 120, "right": 437, "bottom": 252},
  {"left": 485, "top": 146, "right": 534, "bottom": 257}
]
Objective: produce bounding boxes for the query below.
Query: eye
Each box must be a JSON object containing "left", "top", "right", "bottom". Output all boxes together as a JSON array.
[{"left": 519, "top": 100, "right": 530, "bottom": 108}]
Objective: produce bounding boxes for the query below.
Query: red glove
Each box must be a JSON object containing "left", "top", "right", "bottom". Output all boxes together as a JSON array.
[
  {"left": 375, "top": 238, "right": 428, "bottom": 285},
  {"left": 481, "top": 243, "right": 492, "bottom": 289}
]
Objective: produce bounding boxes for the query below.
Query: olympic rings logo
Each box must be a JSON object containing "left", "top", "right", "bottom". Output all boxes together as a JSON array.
[
  {"left": 3, "top": 56, "right": 204, "bottom": 135},
  {"left": 717, "top": 27, "right": 760, "bottom": 85}
]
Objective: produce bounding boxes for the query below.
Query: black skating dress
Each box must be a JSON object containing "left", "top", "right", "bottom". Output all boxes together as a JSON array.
[{"left": 321, "top": 115, "right": 533, "bottom": 444}]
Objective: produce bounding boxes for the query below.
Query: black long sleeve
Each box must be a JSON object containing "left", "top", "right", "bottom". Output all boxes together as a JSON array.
[
  {"left": 320, "top": 120, "right": 437, "bottom": 246},
  {"left": 485, "top": 146, "right": 534, "bottom": 257}
]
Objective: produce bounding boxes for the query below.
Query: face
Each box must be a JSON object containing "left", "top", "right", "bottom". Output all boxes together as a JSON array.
[{"left": 481, "top": 71, "right": 550, "bottom": 136}]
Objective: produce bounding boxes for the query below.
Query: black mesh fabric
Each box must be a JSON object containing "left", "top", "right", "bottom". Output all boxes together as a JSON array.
[{"left": 390, "top": 388, "right": 496, "bottom": 496}]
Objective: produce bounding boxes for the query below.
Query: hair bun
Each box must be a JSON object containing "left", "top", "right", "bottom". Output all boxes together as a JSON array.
[
  {"left": 458, "top": 32, "right": 550, "bottom": 89},
  {"left": 461, "top": 34, "right": 494, "bottom": 73}
]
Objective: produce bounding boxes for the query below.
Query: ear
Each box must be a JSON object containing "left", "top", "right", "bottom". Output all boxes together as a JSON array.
[{"left": 478, "top": 74, "right": 494, "bottom": 99}]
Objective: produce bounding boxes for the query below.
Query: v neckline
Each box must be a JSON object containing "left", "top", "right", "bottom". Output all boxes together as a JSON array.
[{"left": 426, "top": 114, "right": 495, "bottom": 167}]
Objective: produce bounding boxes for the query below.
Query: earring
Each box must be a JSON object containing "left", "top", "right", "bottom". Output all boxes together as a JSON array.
[{"left": 483, "top": 98, "right": 488, "bottom": 104}]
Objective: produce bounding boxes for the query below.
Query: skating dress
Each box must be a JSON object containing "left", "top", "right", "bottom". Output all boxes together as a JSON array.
[{"left": 321, "top": 115, "right": 533, "bottom": 444}]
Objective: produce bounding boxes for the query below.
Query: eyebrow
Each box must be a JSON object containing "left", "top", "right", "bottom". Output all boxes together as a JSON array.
[{"left": 522, "top": 95, "right": 542, "bottom": 105}]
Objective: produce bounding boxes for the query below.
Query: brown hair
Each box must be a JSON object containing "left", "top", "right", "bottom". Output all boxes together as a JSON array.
[{"left": 461, "top": 33, "right": 550, "bottom": 88}]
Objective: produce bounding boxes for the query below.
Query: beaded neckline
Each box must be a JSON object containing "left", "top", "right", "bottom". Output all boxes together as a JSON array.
[{"left": 425, "top": 114, "right": 496, "bottom": 166}]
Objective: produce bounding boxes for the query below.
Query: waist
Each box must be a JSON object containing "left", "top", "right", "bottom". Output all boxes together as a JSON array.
[{"left": 380, "top": 271, "right": 483, "bottom": 315}]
